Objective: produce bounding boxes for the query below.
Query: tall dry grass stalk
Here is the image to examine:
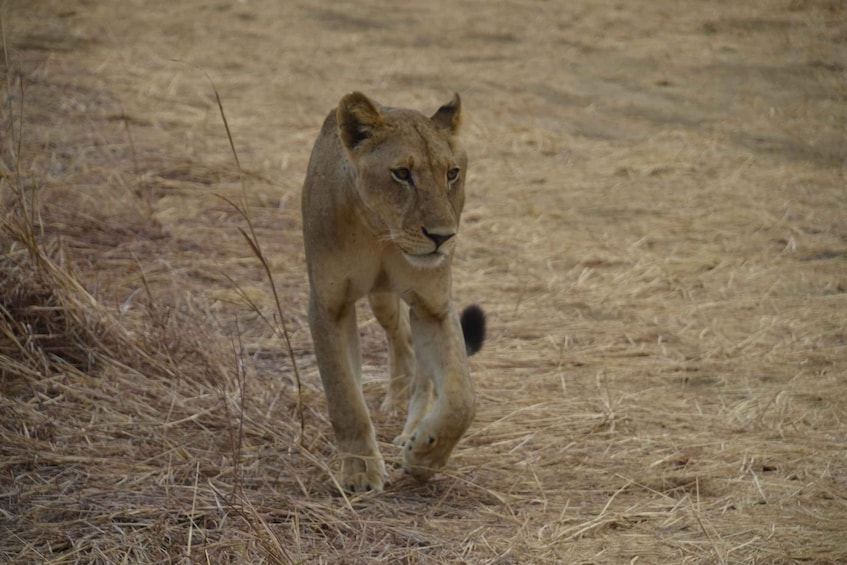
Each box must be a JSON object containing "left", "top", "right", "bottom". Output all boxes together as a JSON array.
[
  {"left": 205, "top": 71, "right": 305, "bottom": 443},
  {"left": 0, "top": 72, "right": 313, "bottom": 562}
]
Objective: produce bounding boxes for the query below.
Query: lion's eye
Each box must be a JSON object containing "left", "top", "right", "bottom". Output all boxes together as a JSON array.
[
  {"left": 391, "top": 168, "right": 412, "bottom": 183},
  {"left": 447, "top": 167, "right": 460, "bottom": 183}
]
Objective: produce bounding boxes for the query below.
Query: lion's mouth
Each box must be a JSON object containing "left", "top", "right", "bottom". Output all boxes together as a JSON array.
[{"left": 402, "top": 250, "right": 446, "bottom": 268}]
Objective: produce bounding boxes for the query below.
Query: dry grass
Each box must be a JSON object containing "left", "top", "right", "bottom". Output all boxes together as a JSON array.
[{"left": 2, "top": 0, "right": 847, "bottom": 563}]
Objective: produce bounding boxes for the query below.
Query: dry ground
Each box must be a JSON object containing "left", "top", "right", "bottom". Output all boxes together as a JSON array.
[{"left": 2, "top": 0, "right": 846, "bottom": 563}]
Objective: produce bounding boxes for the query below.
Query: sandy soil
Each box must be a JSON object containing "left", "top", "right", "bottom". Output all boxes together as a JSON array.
[{"left": 2, "top": 0, "right": 846, "bottom": 562}]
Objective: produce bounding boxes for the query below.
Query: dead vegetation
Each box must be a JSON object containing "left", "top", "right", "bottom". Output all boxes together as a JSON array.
[{"left": 2, "top": 0, "right": 847, "bottom": 563}]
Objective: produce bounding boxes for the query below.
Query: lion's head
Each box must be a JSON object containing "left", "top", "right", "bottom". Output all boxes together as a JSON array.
[{"left": 336, "top": 92, "right": 467, "bottom": 268}]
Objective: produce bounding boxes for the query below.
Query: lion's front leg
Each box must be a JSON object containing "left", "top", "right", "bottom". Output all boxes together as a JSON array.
[
  {"left": 401, "top": 305, "right": 475, "bottom": 481},
  {"left": 308, "top": 297, "right": 386, "bottom": 492}
]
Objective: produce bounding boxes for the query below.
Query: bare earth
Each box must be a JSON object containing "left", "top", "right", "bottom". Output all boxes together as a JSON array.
[{"left": 2, "top": 0, "right": 846, "bottom": 563}]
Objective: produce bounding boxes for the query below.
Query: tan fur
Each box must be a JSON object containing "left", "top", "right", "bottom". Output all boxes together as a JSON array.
[{"left": 301, "top": 92, "right": 475, "bottom": 492}]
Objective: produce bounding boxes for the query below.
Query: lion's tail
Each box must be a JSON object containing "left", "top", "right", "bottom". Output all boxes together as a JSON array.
[{"left": 460, "top": 304, "right": 486, "bottom": 356}]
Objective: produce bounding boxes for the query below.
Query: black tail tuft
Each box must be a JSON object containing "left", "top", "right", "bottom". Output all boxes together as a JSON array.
[{"left": 460, "top": 304, "right": 486, "bottom": 356}]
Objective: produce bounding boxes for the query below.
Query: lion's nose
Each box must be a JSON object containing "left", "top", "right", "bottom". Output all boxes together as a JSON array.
[{"left": 422, "top": 227, "right": 454, "bottom": 249}]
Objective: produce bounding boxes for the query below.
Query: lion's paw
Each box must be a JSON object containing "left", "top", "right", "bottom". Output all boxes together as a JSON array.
[
  {"left": 400, "top": 430, "right": 446, "bottom": 482},
  {"left": 339, "top": 454, "right": 387, "bottom": 493}
]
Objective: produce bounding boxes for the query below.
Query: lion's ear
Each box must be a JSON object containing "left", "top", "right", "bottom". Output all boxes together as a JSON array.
[
  {"left": 337, "top": 92, "right": 383, "bottom": 151},
  {"left": 431, "top": 93, "right": 462, "bottom": 135}
]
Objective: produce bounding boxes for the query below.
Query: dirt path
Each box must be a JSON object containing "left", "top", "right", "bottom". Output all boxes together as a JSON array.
[{"left": 3, "top": 0, "right": 846, "bottom": 562}]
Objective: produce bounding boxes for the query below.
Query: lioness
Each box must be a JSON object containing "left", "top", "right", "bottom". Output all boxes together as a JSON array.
[{"left": 301, "top": 92, "right": 485, "bottom": 492}]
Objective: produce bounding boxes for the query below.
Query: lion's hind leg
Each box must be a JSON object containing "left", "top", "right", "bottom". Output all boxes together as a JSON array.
[{"left": 368, "top": 292, "right": 416, "bottom": 413}]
